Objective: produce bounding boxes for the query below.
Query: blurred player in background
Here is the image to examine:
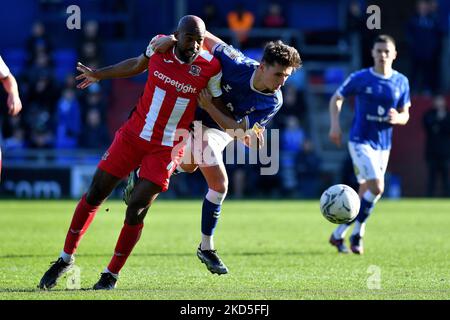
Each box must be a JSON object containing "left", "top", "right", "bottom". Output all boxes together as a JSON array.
[
  {"left": 124, "top": 32, "right": 301, "bottom": 274},
  {"left": 0, "top": 55, "right": 23, "bottom": 181},
  {"left": 328, "top": 35, "right": 411, "bottom": 254},
  {"left": 39, "top": 15, "right": 222, "bottom": 290}
]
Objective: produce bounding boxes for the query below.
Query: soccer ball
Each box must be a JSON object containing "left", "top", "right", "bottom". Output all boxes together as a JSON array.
[{"left": 319, "top": 184, "right": 360, "bottom": 224}]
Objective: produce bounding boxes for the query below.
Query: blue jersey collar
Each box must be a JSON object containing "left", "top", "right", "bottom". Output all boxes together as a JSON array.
[{"left": 370, "top": 67, "right": 394, "bottom": 79}]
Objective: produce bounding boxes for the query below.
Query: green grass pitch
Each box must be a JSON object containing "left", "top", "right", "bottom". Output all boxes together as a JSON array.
[{"left": 0, "top": 199, "right": 449, "bottom": 300}]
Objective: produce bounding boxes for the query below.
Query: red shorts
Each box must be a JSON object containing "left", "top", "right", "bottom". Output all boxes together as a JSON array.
[{"left": 98, "top": 128, "right": 184, "bottom": 192}]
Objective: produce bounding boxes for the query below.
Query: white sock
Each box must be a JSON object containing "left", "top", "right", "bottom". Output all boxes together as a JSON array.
[
  {"left": 103, "top": 268, "right": 119, "bottom": 279},
  {"left": 205, "top": 188, "right": 227, "bottom": 205},
  {"left": 201, "top": 234, "right": 214, "bottom": 251},
  {"left": 352, "top": 221, "right": 366, "bottom": 237},
  {"left": 59, "top": 251, "right": 75, "bottom": 264},
  {"left": 333, "top": 224, "right": 350, "bottom": 240}
]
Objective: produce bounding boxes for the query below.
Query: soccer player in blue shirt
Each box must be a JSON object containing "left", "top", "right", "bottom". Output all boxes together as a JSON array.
[
  {"left": 328, "top": 35, "right": 411, "bottom": 254},
  {"left": 124, "top": 32, "right": 301, "bottom": 273}
]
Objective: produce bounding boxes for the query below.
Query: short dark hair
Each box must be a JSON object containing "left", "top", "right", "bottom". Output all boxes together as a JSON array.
[
  {"left": 373, "top": 34, "right": 396, "bottom": 48},
  {"left": 262, "top": 40, "right": 302, "bottom": 69}
]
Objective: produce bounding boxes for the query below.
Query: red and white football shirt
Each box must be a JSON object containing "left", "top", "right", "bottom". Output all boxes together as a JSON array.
[
  {"left": 0, "top": 55, "right": 10, "bottom": 79},
  {"left": 123, "top": 41, "right": 222, "bottom": 147},
  {"left": 0, "top": 55, "right": 10, "bottom": 177}
]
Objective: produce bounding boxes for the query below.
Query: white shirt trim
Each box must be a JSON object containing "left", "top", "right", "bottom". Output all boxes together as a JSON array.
[
  {"left": 199, "top": 49, "right": 213, "bottom": 62},
  {"left": 172, "top": 47, "right": 186, "bottom": 64},
  {"left": 369, "top": 67, "right": 395, "bottom": 80},
  {"left": 207, "top": 71, "right": 223, "bottom": 98},
  {"left": 211, "top": 43, "right": 221, "bottom": 54},
  {"left": 0, "top": 56, "right": 11, "bottom": 79}
]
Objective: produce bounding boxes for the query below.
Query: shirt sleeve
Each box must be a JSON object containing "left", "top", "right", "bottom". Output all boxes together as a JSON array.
[
  {"left": 212, "top": 43, "right": 244, "bottom": 60},
  {"left": 207, "top": 70, "right": 223, "bottom": 98},
  {"left": 212, "top": 43, "right": 256, "bottom": 69},
  {"left": 336, "top": 71, "right": 360, "bottom": 98},
  {"left": 0, "top": 56, "right": 11, "bottom": 79},
  {"left": 242, "top": 94, "right": 283, "bottom": 130},
  {"left": 397, "top": 76, "right": 411, "bottom": 109}
]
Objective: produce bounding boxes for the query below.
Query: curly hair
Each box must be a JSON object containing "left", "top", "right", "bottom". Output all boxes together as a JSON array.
[{"left": 262, "top": 40, "right": 302, "bottom": 70}]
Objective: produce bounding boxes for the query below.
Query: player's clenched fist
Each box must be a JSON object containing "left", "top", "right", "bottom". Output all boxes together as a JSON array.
[
  {"left": 387, "top": 107, "right": 399, "bottom": 124},
  {"left": 151, "top": 35, "right": 177, "bottom": 53},
  {"left": 243, "top": 127, "right": 265, "bottom": 149},
  {"left": 7, "top": 93, "right": 22, "bottom": 116},
  {"left": 329, "top": 125, "right": 342, "bottom": 147}
]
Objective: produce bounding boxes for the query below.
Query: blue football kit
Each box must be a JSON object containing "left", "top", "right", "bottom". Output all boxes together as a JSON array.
[{"left": 336, "top": 67, "right": 411, "bottom": 150}]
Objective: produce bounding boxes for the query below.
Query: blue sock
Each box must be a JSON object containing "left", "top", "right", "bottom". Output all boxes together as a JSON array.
[
  {"left": 201, "top": 198, "right": 221, "bottom": 236},
  {"left": 355, "top": 198, "right": 375, "bottom": 223}
]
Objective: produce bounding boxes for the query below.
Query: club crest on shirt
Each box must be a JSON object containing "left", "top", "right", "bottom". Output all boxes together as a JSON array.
[
  {"left": 189, "top": 65, "right": 201, "bottom": 76},
  {"left": 365, "top": 87, "right": 373, "bottom": 94}
]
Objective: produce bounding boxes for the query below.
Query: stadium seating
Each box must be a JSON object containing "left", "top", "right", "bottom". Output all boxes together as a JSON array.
[
  {"left": 2, "top": 48, "right": 27, "bottom": 75},
  {"left": 52, "top": 48, "right": 78, "bottom": 82}
]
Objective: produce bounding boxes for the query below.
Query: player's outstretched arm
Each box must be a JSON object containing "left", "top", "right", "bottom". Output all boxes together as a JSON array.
[
  {"left": 1, "top": 73, "right": 22, "bottom": 116},
  {"left": 149, "top": 31, "right": 225, "bottom": 54},
  {"left": 329, "top": 93, "right": 344, "bottom": 147},
  {"left": 151, "top": 31, "right": 224, "bottom": 54},
  {"left": 76, "top": 54, "right": 149, "bottom": 89}
]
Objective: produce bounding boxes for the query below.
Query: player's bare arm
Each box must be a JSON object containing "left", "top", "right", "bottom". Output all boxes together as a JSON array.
[
  {"left": 388, "top": 104, "right": 410, "bottom": 125},
  {"left": 76, "top": 54, "right": 149, "bottom": 89},
  {"left": 1, "top": 74, "right": 22, "bottom": 116},
  {"left": 329, "top": 93, "right": 344, "bottom": 147},
  {"left": 151, "top": 30, "right": 224, "bottom": 54},
  {"left": 198, "top": 89, "right": 246, "bottom": 132},
  {"left": 203, "top": 31, "right": 225, "bottom": 51},
  {"left": 197, "top": 89, "right": 264, "bottom": 147},
  {"left": 151, "top": 35, "right": 177, "bottom": 53}
]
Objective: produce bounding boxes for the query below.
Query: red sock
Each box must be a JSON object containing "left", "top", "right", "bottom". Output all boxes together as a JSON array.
[
  {"left": 107, "top": 223, "right": 144, "bottom": 274},
  {"left": 63, "top": 194, "right": 100, "bottom": 255}
]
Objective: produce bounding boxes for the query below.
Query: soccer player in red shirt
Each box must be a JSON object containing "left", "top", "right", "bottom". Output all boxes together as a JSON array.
[{"left": 39, "top": 15, "right": 222, "bottom": 290}]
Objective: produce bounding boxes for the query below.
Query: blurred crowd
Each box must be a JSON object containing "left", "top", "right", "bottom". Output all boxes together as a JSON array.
[
  {"left": 1, "top": 0, "right": 450, "bottom": 198},
  {"left": 1, "top": 21, "right": 110, "bottom": 153}
]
